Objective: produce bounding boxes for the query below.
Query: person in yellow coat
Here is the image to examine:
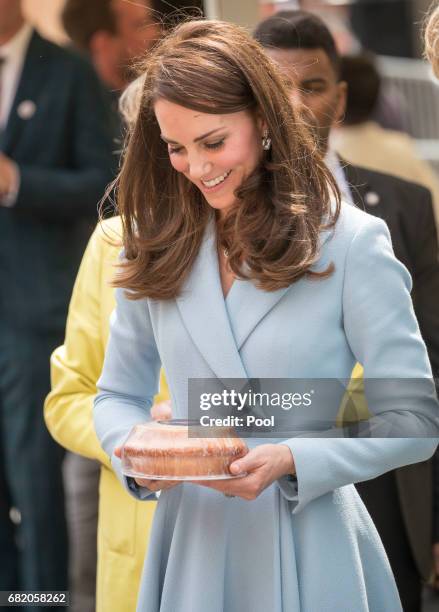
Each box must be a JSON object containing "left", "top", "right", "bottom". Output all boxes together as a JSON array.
[{"left": 44, "top": 216, "right": 169, "bottom": 612}]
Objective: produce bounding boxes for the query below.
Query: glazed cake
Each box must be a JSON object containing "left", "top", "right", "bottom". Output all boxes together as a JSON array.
[{"left": 121, "top": 420, "right": 248, "bottom": 479}]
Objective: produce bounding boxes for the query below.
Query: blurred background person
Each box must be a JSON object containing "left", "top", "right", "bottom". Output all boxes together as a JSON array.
[
  {"left": 331, "top": 53, "right": 439, "bottom": 230},
  {"left": 254, "top": 10, "right": 439, "bottom": 611},
  {"left": 62, "top": 0, "right": 205, "bottom": 92},
  {"left": 0, "top": 0, "right": 115, "bottom": 606},
  {"left": 45, "top": 6, "right": 203, "bottom": 612},
  {"left": 61, "top": 0, "right": 206, "bottom": 177},
  {"left": 265, "top": 0, "right": 439, "bottom": 137},
  {"left": 62, "top": 0, "right": 160, "bottom": 92}
]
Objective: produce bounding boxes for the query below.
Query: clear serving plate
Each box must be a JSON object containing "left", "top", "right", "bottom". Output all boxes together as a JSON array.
[{"left": 121, "top": 469, "right": 247, "bottom": 481}]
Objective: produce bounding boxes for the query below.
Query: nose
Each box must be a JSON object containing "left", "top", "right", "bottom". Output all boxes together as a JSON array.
[{"left": 186, "top": 151, "right": 212, "bottom": 180}]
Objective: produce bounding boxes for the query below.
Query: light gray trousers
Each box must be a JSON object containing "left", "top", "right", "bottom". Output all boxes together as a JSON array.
[{"left": 63, "top": 452, "right": 99, "bottom": 612}]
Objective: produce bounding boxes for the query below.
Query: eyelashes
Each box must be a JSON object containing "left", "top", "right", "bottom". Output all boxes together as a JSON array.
[
  {"left": 168, "top": 139, "right": 225, "bottom": 155},
  {"left": 204, "top": 139, "right": 225, "bottom": 150}
]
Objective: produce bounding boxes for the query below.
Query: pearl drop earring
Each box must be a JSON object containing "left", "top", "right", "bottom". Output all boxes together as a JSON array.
[{"left": 262, "top": 130, "right": 271, "bottom": 151}]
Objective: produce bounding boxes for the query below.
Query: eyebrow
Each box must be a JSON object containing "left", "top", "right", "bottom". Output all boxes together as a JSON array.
[
  {"left": 160, "top": 127, "right": 224, "bottom": 145},
  {"left": 301, "top": 77, "right": 327, "bottom": 84}
]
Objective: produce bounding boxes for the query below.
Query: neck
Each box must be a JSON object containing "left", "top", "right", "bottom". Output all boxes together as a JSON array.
[{"left": 0, "top": 17, "right": 25, "bottom": 46}]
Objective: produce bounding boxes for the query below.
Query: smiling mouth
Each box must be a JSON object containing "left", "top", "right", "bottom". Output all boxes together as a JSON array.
[{"left": 201, "top": 170, "right": 232, "bottom": 188}]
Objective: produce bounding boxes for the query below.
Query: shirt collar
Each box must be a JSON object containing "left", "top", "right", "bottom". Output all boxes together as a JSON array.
[
  {"left": 324, "top": 148, "right": 342, "bottom": 177},
  {"left": 0, "top": 23, "right": 33, "bottom": 61},
  {"left": 324, "top": 148, "right": 354, "bottom": 206}
]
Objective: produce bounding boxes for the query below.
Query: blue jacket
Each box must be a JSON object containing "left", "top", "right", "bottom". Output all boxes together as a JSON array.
[{"left": 95, "top": 202, "right": 439, "bottom": 611}]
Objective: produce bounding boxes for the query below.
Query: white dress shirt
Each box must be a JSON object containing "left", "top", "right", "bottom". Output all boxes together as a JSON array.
[
  {"left": 0, "top": 22, "right": 32, "bottom": 129},
  {"left": 0, "top": 23, "right": 32, "bottom": 206},
  {"left": 324, "top": 148, "right": 354, "bottom": 206}
]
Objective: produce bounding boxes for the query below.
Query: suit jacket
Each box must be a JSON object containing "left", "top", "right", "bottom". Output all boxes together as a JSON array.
[
  {"left": 44, "top": 218, "right": 170, "bottom": 612},
  {"left": 343, "top": 161, "right": 439, "bottom": 581},
  {"left": 0, "top": 30, "right": 116, "bottom": 332},
  {"left": 95, "top": 203, "right": 438, "bottom": 612}
]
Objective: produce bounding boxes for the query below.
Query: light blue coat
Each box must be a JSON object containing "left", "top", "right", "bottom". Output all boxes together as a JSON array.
[{"left": 94, "top": 202, "right": 439, "bottom": 612}]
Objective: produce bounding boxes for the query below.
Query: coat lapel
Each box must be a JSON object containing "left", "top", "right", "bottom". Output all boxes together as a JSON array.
[
  {"left": 176, "top": 216, "right": 334, "bottom": 371},
  {"left": 1, "top": 31, "right": 49, "bottom": 154},
  {"left": 225, "top": 219, "right": 334, "bottom": 351},
  {"left": 175, "top": 220, "right": 249, "bottom": 381},
  {"left": 341, "top": 159, "right": 370, "bottom": 209},
  {"left": 341, "top": 159, "right": 385, "bottom": 212},
  {"left": 225, "top": 278, "right": 291, "bottom": 351}
]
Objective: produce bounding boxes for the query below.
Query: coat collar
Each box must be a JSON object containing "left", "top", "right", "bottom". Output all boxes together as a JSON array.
[
  {"left": 339, "top": 158, "right": 369, "bottom": 208},
  {"left": 176, "top": 217, "right": 333, "bottom": 380},
  {"left": 175, "top": 219, "right": 249, "bottom": 382}
]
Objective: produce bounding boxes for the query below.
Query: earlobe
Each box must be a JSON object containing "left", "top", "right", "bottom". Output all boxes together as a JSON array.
[{"left": 254, "top": 112, "right": 267, "bottom": 135}]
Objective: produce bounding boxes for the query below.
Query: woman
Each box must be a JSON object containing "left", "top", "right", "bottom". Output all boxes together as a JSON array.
[{"left": 94, "top": 20, "right": 438, "bottom": 611}]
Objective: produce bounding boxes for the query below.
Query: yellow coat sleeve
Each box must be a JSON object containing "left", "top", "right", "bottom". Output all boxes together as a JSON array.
[
  {"left": 44, "top": 219, "right": 169, "bottom": 467},
  {"left": 336, "top": 363, "right": 371, "bottom": 427}
]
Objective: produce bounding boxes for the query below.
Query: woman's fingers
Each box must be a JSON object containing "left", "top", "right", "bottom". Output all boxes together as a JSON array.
[
  {"left": 195, "top": 472, "right": 262, "bottom": 500},
  {"left": 134, "top": 478, "right": 179, "bottom": 491},
  {"left": 193, "top": 445, "right": 295, "bottom": 500},
  {"left": 134, "top": 478, "right": 156, "bottom": 488},
  {"left": 151, "top": 399, "right": 173, "bottom": 421},
  {"left": 229, "top": 449, "right": 260, "bottom": 476}
]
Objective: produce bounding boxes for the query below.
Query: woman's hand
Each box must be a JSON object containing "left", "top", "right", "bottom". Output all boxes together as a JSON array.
[
  {"left": 151, "top": 399, "right": 172, "bottom": 421},
  {"left": 193, "top": 443, "right": 295, "bottom": 500},
  {"left": 132, "top": 477, "right": 180, "bottom": 492}
]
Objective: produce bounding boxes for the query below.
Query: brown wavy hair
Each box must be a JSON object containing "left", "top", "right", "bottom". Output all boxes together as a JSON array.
[
  {"left": 425, "top": 1, "right": 439, "bottom": 78},
  {"left": 113, "top": 19, "right": 340, "bottom": 300}
]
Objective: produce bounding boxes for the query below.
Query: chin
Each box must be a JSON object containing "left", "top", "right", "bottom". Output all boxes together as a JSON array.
[{"left": 205, "top": 198, "right": 234, "bottom": 214}]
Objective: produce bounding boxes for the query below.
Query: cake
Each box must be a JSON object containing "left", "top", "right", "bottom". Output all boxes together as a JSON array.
[{"left": 121, "top": 420, "right": 248, "bottom": 479}]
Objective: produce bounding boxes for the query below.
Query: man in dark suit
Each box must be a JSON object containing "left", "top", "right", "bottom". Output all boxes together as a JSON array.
[
  {"left": 254, "top": 11, "right": 439, "bottom": 611},
  {"left": 0, "top": 0, "right": 115, "bottom": 599}
]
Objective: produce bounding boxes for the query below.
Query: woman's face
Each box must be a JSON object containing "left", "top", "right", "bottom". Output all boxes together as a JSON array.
[{"left": 154, "top": 99, "right": 265, "bottom": 216}]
